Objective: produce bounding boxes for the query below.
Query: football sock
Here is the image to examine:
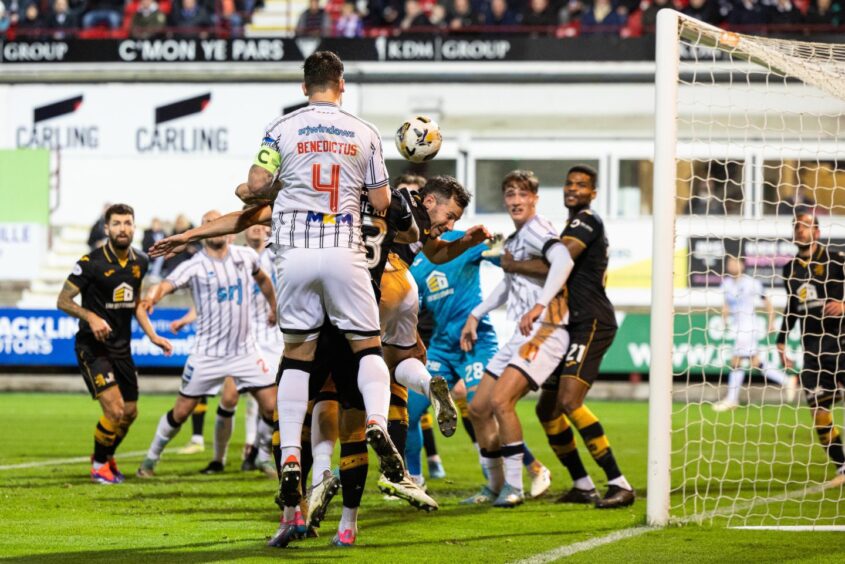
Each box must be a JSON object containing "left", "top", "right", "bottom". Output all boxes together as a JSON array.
[
  {"left": 541, "top": 414, "right": 589, "bottom": 481},
  {"left": 191, "top": 397, "right": 208, "bottom": 438},
  {"left": 574, "top": 476, "right": 596, "bottom": 491},
  {"left": 760, "top": 363, "right": 788, "bottom": 386},
  {"left": 93, "top": 415, "right": 118, "bottom": 464},
  {"left": 522, "top": 444, "right": 536, "bottom": 467},
  {"left": 726, "top": 369, "right": 745, "bottom": 404},
  {"left": 814, "top": 409, "right": 845, "bottom": 466},
  {"left": 387, "top": 378, "right": 409, "bottom": 465},
  {"left": 356, "top": 350, "right": 391, "bottom": 429},
  {"left": 569, "top": 405, "right": 625, "bottom": 485},
  {"left": 462, "top": 415, "right": 477, "bottom": 443},
  {"left": 387, "top": 420, "right": 408, "bottom": 464},
  {"left": 107, "top": 418, "right": 132, "bottom": 458},
  {"left": 339, "top": 506, "right": 359, "bottom": 533},
  {"left": 501, "top": 442, "right": 524, "bottom": 490},
  {"left": 312, "top": 440, "right": 334, "bottom": 486},
  {"left": 147, "top": 410, "right": 181, "bottom": 461},
  {"left": 271, "top": 408, "right": 281, "bottom": 474},
  {"left": 213, "top": 404, "right": 236, "bottom": 464},
  {"left": 300, "top": 403, "right": 313, "bottom": 493},
  {"left": 405, "top": 418, "right": 423, "bottom": 476},
  {"left": 608, "top": 475, "right": 633, "bottom": 490},
  {"left": 394, "top": 357, "right": 431, "bottom": 398},
  {"left": 311, "top": 399, "right": 339, "bottom": 485},
  {"left": 256, "top": 415, "right": 274, "bottom": 466},
  {"left": 480, "top": 448, "right": 504, "bottom": 492},
  {"left": 421, "top": 412, "right": 439, "bottom": 458},
  {"left": 339, "top": 420, "right": 368, "bottom": 510},
  {"left": 244, "top": 394, "right": 259, "bottom": 447},
  {"left": 277, "top": 358, "right": 312, "bottom": 461}
]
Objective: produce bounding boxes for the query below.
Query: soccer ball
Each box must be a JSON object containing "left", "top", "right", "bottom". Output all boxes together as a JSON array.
[{"left": 395, "top": 116, "right": 442, "bottom": 163}]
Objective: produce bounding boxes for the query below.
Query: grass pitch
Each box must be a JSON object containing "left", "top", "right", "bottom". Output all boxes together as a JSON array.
[{"left": 0, "top": 392, "right": 842, "bottom": 562}]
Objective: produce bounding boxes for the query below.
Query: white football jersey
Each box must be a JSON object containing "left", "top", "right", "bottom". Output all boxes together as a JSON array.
[
  {"left": 165, "top": 245, "right": 260, "bottom": 357},
  {"left": 722, "top": 274, "right": 763, "bottom": 331},
  {"left": 258, "top": 102, "right": 389, "bottom": 250},
  {"left": 503, "top": 214, "right": 563, "bottom": 323},
  {"left": 251, "top": 247, "right": 283, "bottom": 347}
]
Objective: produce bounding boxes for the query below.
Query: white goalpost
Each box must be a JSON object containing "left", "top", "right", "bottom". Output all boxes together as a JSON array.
[{"left": 649, "top": 9, "right": 845, "bottom": 528}]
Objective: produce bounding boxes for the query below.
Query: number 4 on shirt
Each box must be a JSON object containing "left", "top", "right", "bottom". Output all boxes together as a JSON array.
[{"left": 312, "top": 163, "right": 340, "bottom": 212}]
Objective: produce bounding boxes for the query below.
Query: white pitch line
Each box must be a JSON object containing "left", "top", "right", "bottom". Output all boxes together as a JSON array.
[
  {"left": 0, "top": 450, "right": 148, "bottom": 471},
  {"left": 511, "top": 526, "right": 656, "bottom": 564}
]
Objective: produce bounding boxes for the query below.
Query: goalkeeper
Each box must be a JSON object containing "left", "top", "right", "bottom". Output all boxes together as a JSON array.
[{"left": 778, "top": 212, "right": 845, "bottom": 478}]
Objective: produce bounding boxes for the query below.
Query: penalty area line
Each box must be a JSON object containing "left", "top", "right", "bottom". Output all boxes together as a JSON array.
[
  {"left": 511, "top": 526, "right": 656, "bottom": 563},
  {"left": 0, "top": 450, "right": 149, "bottom": 471}
]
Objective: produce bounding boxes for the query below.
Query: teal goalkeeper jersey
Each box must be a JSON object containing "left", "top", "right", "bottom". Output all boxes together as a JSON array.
[{"left": 410, "top": 230, "right": 498, "bottom": 353}]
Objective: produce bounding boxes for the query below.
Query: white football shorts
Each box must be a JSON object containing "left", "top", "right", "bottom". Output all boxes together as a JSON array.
[
  {"left": 273, "top": 245, "right": 380, "bottom": 342},
  {"left": 180, "top": 349, "right": 275, "bottom": 397},
  {"left": 485, "top": 322, "right": 570, "bottom": 390}
]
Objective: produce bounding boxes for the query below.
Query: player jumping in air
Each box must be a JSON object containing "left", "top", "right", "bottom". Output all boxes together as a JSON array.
[
  {"left": 501, "top": 165, "right": 634, "bottom": 509},
  {"left": 57, "top": 203, "right": 173, "bottom": 484},
  {"left": 778, "top": 212, "right": 845, "bottom": 480},
  {"left": 460, "top": 170, "right": 574, "bottom": 508},
  {"left": 713, "top": 255, "right": 795, "bottom": 412}
]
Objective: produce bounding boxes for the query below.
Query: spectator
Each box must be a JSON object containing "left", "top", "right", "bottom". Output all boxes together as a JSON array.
[
  {"left": 17, "top": 1, "right": 44, "bottom": 30},
  {"left": 688, "top": 180, "right": 726, "bottom": 215},
  {"left": 162, "top": 214, "right": 200, "bottom": 277},
  {"left": 142, "top": 218, "right": 167, "bottom": 280},
  {"left": 806, "top": 0, "right": 843, "bottom": 27},
  {"left": 169, "top": 0, "right": 212, "bottom": 31},
  {"left": 218, "top": 0, "right": 245, "bottom": 35},
  {"left": 400, "top": 0, "right": 430, "bottom": 28},
  {"left": 683, "top": 0, "right": 719, "bottom": 24},
  {"left": 335, "top": 0, "right": 363, "bottom": 34},
  {"left": 484, "top": 0, "right": 518, "bottom": 25},
  {"left": 0, "top": 2, "right": 10, "bottom": 34},
  {"left": 580, "top": 0, "right": 627, "bottom": 32},
  {"left": 522, "top": 0, "right": 557, "bottom": 26},
  {"left": 641, "top": 0, "right": 672, "bottom": 30},
  {"left": 768, "top": 0, "right": 802, "bottom": 26},
  {"left": 296, "top": 0, "right": 331, "bottom": 36},
  {"left": 131, "top": 0, "right": 166, "bottom": 37},
  {"left": 561, "top": 0, "right": 585, "bottom": 23},
  {"left": 46, "top": 0, "right": 79, "bottom": 35},
  {"left": 726, "top": 0, "right": 767, "bottom": 27},
  {"left": 81, "top": 0, "right": 124, "bottom": 29},
  {"left": 449, "top": 0, "right": 477, "bottom": 28},
  {"left": 87, "top": 203, "right": 110, "bottom": 251},
  {"left": 429, "top": 2, "right": 448, "bottom": 27}
]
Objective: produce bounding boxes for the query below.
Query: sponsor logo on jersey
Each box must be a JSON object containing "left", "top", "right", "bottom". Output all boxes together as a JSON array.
[
  {"left": 306, "top": 211, "right": 353, "bottom": 225},
  {"left": 426, "top": 271, "right": 449, "bottom": 293},
  {"left": 16, "top": 95, "right": 99, "bottom": 150},
  {"left": 110, "top": 282, "right": 135, "bottom": 307},
  {"left": 297, "top": 124, "right": 355, "bottom": 138},
  {"left": 136, "top": 93, "right": 228, "bottom": 153},
  {"left": 217, "top": 279, "right": 243, "bottom": 305}
]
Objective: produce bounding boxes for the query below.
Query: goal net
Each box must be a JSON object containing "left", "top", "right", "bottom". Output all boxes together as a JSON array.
[{"left": 649, "top": 10, "right": 845, "bottom": 528}]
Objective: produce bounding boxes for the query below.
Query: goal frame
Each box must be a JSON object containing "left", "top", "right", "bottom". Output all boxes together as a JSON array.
[{"left": 648, "top": 8, "right": 681, "bottom": 527}]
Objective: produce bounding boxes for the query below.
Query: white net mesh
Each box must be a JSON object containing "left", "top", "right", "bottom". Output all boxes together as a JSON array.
[{"left": 671, "top": 14, "right": 845, "bottom": 527}]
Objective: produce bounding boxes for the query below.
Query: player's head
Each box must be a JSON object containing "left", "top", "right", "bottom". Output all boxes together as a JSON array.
[
  {"left": 201, "top": 210, "right": 228, "bottom": 250},
  {"left": 104, "top": 204, "right": 135, "bottom": 250},
  {"left": 244, "top": 224, "right": 269, "bottom": 251},
  {"left": 725, "top": 255, "right": 744, "bottom": 277},
  {"left": 302, "top": 51, "right": 345, "bottom": 99},
  {"left": 501, "top": 170, "right": 539, "bottom": 226},
  {"left": 793, "top": 211, "right": 820, "bottom": 249},
  {"left": 420, "top": 175, "right": 471, "bottom": 237},
  {"left": 564, "top": 164, "right": 597, "bottom": 210},
  {"left": 395, "top": 173, "right": 426, "bottom": 192}
]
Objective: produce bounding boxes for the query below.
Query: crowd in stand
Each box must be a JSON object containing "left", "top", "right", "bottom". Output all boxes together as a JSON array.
[
  {"left": 0, "top": 0, "right": 841, "bottom": 39},
  {"left": 0, "top": 0, "right": 254, "bottom": 37}
]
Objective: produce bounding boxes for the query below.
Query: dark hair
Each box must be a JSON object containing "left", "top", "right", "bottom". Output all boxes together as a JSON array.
[
  {"left": 303, "top": 51, "right": 344, "bottom": 94},
  {"left": 421, "top": 175, "right": 471, "bottom": 209},
  {"left": 395, "top": 173, "right": 427, "bottom": 189},
  {"left": 567, "top": 164, "right": 598, "bottom": 188},
  {"left": 794, "top": 210, "right": 819, "bottom": 227},
  {"left": 501, "top": 170, "right": 539, "bottom": 194},
  {"left": 105, "top": 203, "right": 135, "bottom": 222}
]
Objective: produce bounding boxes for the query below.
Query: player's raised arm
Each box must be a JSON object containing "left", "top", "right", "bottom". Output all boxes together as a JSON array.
[
  {"left": 237, "top": 131, "right": 283, "bottom": 204},
  {"left": 423, "top": 224, "right": 492, "bottom": 264},
  {"left": 149, "top": 205, "right": 272, "bottom": 258},
  {"left": 501, "top": 227, "right": 588, "bottom": 279},
  {"left": 391, "top": 188, "right": 419, "bottom": 244}
]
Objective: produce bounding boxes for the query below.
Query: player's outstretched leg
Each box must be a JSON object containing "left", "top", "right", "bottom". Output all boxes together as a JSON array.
[
  {"left": 178, "top": 396, "right": 207, "bottom": 455},
  {"left": 489, "top": 368, "right": 530, "bottom": 508},
  {"left": 395, "top": 355, "right": 457, "bottom": 438},
  {"left": 90, "top": 387, "right": 127, "bottom": 485},
  {"left": 334, "top": 409, "right": 368, "bottom": 547}
]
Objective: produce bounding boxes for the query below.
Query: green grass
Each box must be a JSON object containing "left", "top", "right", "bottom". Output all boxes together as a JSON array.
[{"left": 0, "top": 393, "right": 842, "bottom": 562}]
